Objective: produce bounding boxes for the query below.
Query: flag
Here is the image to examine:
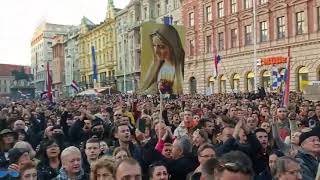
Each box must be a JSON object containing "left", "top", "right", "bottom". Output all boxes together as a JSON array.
[
  {"left": 271, "top": 66, "right": 281, "bottom": 90},
  {"left": 18, "top": 90, "right": 27, "bottom": 97},
  {"left": 91, "top": 46, "right": 97, "bottom": 85},
  {"left": 40, "top": 91, "right": 48, "bottom": 99},
  {"left": 282, "top": 47, "right": 291, "bottom": 107},
  {"left": 71, "top": 80, "right": 80, "bottom": 92},
  {"left": 213, "top": 55, "right": 221, "bottom": 78},
  {"left": 46, "top": 62, "right": 53, "bottom": 102},
  {"left": 163, "top": 16, "right": 173, "bottom": 25}
]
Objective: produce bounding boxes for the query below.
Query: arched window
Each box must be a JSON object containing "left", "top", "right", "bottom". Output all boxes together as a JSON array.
[
  {"left": 247, "top": 72, "right": 254, "bottom": 92},
  {"left": 262, "top": 70, "right": 271, "bottom": 89},
  {"left": 232, "top": 74, "right": 240, "bottom": 92},
  {"left": 298, "top": 66, "right": 309, "bottom": 91},
  {"left": 208, "top": 76, "right": 215, "bottom": 94},
  {"left": 220, "top": 75, "right": 227, "bottom": 93},
  {"left": 190, "top": 77, "right": 197, "bottom": 94}
]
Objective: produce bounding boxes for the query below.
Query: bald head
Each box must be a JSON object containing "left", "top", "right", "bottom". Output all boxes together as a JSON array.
[{"left": 14, "top": 120, "right": 26, "bottom": 130}]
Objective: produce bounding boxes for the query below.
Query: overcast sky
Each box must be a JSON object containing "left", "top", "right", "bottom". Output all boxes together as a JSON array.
[{"left": 0, "top": 0, "right": 130, "bottom": 66}]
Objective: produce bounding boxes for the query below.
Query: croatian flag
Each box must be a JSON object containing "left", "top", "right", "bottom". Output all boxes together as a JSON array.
[
  {"left": 282, "top": 48, "right": 291, "bottom": 107},
  {"left": 271, "top": 66, "right": 281, "bottom": 90},
  {"left": 71, "top": 80, "right": 80, "bottom": 92},
  {"left": 213, "top": 55, "right": 221, "bottom": 78}
]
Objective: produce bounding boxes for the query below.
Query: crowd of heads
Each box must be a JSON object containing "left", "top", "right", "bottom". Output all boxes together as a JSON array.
[{"left": 0, "top": 92, "right": 319, "bottom": 179}]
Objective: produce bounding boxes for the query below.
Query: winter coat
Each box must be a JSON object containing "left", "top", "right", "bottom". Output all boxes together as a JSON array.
[
  {"left": 37, "top": 161, "right": 60, "bottom": 180},
  {"left": 295, "top": 150, "right": 319, "bottom": 180},
  {"left": 167, "top": 153, "right": 199, "bottom": 180}
]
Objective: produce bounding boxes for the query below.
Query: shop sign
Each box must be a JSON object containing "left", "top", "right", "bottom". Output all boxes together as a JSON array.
[{"left": 261, "top": 56, "right": 287, "bottom": 65}]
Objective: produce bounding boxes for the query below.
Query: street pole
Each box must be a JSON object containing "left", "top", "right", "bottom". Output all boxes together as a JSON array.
[{"left": 253, "top": 0, "right": 258, "bottom": 93}]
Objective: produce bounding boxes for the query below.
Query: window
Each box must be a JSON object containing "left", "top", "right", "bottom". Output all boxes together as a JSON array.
[
  {"left": 206, "top": 35, "right": 212, "bottom": 53},
  {"left": 206, "top": 6, "right": 212, "bottom": 22},
  {"left": 277, "top": 16, "right": 285, "bottom": 39},
  {"left": 231, "top": 0, "right": 237, "bottom": 14},
  {"left": 189, "top": 12, "right": 194, "bottom": 27},
  {"left": 296, "top": 11, "right": 304, "bottom": 35},
  {"left": 165, "top": 0, "right": 169, "bottom": 13},
  {"left": 218, "top": 2, "right": 224, "bottom": 18},
  {"left": 189, "top": 39, "right": 195, "bottom": 56},
  {"left": 231, "top": 29, "right": 237, "bottom": 48},
  {"left": 260, "top": 21, "right": 268, "bottom": 42},
  {"left": 144, "top": 7, "right": 148, "bottom": 19},
  {"left": 173, "top": 0, "right": 178, "bottom": 9},
  {"left": 244, "top": 0, "right": 251, "bottom": 9},
  {"left": 245, "top": 25, "right": 252, "bottom": 45},
  {"left": 218, "top": 32, "right": 224, "bottom": 50},
  {"left": 157, "top": 3, "right": 160, "bottom": 16},
  {"left": 260, "top": 0, "right": 267, "bottom": 4},
  {"left": 317, "top": 7, "right": 320, "bottom": 31}
]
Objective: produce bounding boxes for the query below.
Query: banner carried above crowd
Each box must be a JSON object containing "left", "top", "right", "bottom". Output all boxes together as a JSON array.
[{"left": 140, "top": 22, "right": 185, "bottom": 95}]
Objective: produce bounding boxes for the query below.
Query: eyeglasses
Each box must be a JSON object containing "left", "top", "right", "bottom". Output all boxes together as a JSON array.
[
  {"left": 114, "top": 114, "right": 122, "bottom": 117},
  {"left": 0, "top": 171, "right": 19, "bottom": 178}
]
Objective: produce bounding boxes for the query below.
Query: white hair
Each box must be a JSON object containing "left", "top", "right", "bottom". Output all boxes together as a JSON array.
[{"left": 61, "top": 146, "right": 81, "bottom": 163}]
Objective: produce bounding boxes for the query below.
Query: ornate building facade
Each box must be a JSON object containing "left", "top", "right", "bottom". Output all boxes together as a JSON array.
[
  {"left": 31, "top": 22, "right": 72, "bottom": 93},
  {"left": 182, "top": 0, "right": 320, "bottom": 94},
  {"left": 78, "top": 0, "right": 119, "bottom": 89}
]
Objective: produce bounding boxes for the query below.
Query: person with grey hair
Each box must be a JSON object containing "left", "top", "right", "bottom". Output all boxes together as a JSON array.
[
  {"left": 56, "top": 146, "right": 89, "bottom": 180},
  {"left": 166, "top": 135, "right": 198, "bottom": 180},
  {"left": 214, "top": 151, "right": 253, "bottom": 180},
  {"left": 273, "top": 156, "right": 302, "bottom": 180}
]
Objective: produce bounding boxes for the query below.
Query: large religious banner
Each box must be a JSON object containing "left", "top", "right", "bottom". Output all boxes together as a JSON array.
[{"left": 139, "top": 22, "right": 185, "bottom": 95}]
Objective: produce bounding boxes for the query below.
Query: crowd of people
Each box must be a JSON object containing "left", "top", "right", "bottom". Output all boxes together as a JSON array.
[{"left": 0, "top": 92, "right": 319, "bottom": 180}]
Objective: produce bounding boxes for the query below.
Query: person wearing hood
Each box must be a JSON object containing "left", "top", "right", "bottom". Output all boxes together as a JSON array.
[{"left": 141, "top": 24, "right": 184, "bottom": 95}]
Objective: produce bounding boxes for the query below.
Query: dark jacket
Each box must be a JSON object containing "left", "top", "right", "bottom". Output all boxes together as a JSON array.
[
  {"left": 216, "top": 137, "right": 251, "bottom": 156},
  {"left": 167, "top": 153, "right": 199, "bottom": 180},
  {"left": 68, "top": 120, "right": 90, "bottom": 147},
  {"left": 295, "top": 150, "right": 319, "bottom": 180},
  {"left": 0, "top": 152, "right": 9, "bottom": 169},
  {"left": 255, "top": 168, "right": 272, "bottom": 180},
  {"left": 37, "top": 161, "right": 60, "bottom": 180}
]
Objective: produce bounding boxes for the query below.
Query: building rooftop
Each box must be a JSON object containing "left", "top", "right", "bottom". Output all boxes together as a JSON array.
[{"left": 0, "top": 64, "right": 31, "bottom": 76}]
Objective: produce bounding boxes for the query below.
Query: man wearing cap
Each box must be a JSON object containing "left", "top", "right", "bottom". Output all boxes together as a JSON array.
[
  {"left": 296, "top": 128, "right": 320, "bottom": 180},
  {"left": 7, "top": 148, "right": 31, "bottom": 172},
  {"left": 0, "top": 129, "right": 17, "bottom": 169}
]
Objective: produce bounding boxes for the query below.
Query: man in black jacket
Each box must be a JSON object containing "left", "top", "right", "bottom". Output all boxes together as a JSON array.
[{"left": 167, "top": 135, "right": 198, "bottom": 180}]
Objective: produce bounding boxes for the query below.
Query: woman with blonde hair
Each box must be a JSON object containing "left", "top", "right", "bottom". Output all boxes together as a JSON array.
[
  {"left": 141, "top": 24, "right": 185, "bottom": 95},
  {"left": 90, "top": 156, "right": 115, "bottom": 180}
]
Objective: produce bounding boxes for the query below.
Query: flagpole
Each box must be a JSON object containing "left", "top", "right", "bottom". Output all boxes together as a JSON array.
[{"left": 253, "top": 0, "right": 258, "bottom": 93}]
